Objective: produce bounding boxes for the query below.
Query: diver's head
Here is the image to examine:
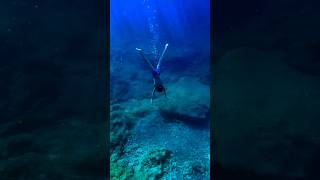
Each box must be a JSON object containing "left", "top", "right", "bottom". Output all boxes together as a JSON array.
[{"left": 156, "top": 84, "right": 164, "bottom": 92}]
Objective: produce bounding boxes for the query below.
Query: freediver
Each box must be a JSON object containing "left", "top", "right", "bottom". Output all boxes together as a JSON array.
[{"left": 136, "top": 43, "right": 169, "bottom": 103}]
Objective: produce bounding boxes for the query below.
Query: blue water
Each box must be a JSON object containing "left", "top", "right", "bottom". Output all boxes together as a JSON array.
[
  {"left": 111, "top": 0, "right": 209, "bottom": 46},
  {"left": 110, "top": 0, "right": 210, "bottom": 179}
]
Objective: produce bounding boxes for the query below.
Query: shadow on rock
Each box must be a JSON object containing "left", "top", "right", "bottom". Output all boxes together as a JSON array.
[{"left": 160, "top": 109, "right": 209, "bottom": 129}]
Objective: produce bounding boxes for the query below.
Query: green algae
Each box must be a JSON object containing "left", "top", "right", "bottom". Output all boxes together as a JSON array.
[
  {"left": 110, "top": 160, "right": 134, "bottom": 180},
  {"left": 110, "top": 148, "right": 172, "bottom": 180},
  {"left": 133, "top": 149, "right": 172, "bottom": 180}
]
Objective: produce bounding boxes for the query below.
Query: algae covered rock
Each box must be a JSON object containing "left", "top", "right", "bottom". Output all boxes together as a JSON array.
[
  {"left": 182, "top": 161, "right": 209, "bottom": 180},
  {"left": 109, "top": 77, "right": 210, "bottom": 179},
  {"left": 190, "top": 161, "right": 208, "bottom": 176},
  {"left": 110, "top": 100, "right": 157, "bottom": 153},
  {"left": 110, "top": 116, "right": 132, "bottom": 152},
  {"left": 110, "top": 103, "right": 137, "bottom": 156},
  {"left": 134, "top": 149, "right": 172, "bottom": 179},
  {"left": 118, "top": 99, "right": 156, "bottom": 118},
  {"left": 110, "top": 159, "right": 134, "bottom": 180}
]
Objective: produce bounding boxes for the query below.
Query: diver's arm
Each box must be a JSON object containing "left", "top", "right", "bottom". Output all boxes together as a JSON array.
[
  {"left": 136, "top": 48, "right": 154, "bottom": 70},
  {"left": 157, "top": 43, "right": 169, "bottom": 70},
  {"left": 151, "top": 87, "right": 156, "bottom": 103}
]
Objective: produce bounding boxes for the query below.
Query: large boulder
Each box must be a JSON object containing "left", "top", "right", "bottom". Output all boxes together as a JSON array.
[{"left": 153, "top": 77, "right": 210, "bottom": 126}]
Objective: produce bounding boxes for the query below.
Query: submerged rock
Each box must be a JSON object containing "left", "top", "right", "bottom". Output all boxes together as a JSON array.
[
  {"left": 154, "top": 77, "right": 210, "bottom": 126},
  {"left": 111, "top": 77, "right": 210, "bottom": 130},
  {"left": 110, "top": 159, "right": 134, "bottom": 180},
  {"left": 110, "top": 148, "right": 172, "bottom": 180},
  {"left": 133, "top": 149, "right": 172, "bottom": 179},
  {"left": 109, "top": 77, "right": 210, "bottom": 179},
  {"left": 182, "top": 161, "right": 209, "bottom": 180},
  {"left": 110, "top": 105, "right": 136, "bottom": 158}
]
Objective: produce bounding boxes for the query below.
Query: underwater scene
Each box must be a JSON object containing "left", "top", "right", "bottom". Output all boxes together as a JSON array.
[
  {"left": 110, "top": 0, "right": 210, "bottom": 179},
  {"left": 215, "top": 0, "right": 320, "bottom": 179}
]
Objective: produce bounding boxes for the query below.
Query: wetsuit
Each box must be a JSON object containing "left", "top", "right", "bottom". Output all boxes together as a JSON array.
[{"left": 151, "top": 67, "right": 166, "bottom": 98}]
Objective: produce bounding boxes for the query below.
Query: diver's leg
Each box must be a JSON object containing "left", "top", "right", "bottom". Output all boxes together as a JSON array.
[
  {"left": 151, "top": 87, "right": 156, "bottom": 103},
  {"left": 163, "top": 88, "right": 167, "bottom": 98},
  {"left": 136, "top": 48, "right": 154, "bottom": 70},
  {"left": 156, "top": 43, "right": 169, "bottom": 70}
]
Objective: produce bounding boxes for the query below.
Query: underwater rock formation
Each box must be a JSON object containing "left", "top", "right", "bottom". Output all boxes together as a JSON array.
[
  {"left": 150, "top": 77, "right": 210, "bottom": 128},
  {"left": 110, "top": 148, "right": 172, "bottom": 180},
  {"left": 110, "top": 76, "right": 210, "bottom": 179},
  {"left": 157, "top": 77, "right": 209, "bottom": 118},
  {"left": 110, "top": 158, "right": 134, "bottom": 180},
  {"left": 133, "top": 149, "right": 172, "bottom": 179},
  {"left": 182, "top": 161, "right": 209, "bottom": 180},
  {"left": 112, "top": 76, "right": 210, "bottom": 127}
]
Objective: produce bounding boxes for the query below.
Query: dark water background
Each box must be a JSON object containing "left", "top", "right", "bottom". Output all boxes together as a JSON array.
[
  {"left": 214, "top": 0, "right": 320, "bottom": 179},
  {"left": 0, "top": 1, "right": 107, "bottom": 179}
]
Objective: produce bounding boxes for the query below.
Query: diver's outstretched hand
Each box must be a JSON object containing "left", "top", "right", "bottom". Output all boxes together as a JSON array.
[{"left": 135, "top": 48, "right": 143, "bottom": 54}]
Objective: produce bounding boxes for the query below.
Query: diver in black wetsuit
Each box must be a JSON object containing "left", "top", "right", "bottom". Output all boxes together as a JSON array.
[{"left": 136, "top": 43, "right": 169, "bottom": 103}]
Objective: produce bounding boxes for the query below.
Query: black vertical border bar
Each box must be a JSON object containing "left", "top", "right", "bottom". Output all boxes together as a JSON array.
[
  {"left": 104, "top": 0, "right": 110, "bottom": 178},
  {"left": 92, "top": 0, "right": 109, "bottom": 178}
]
